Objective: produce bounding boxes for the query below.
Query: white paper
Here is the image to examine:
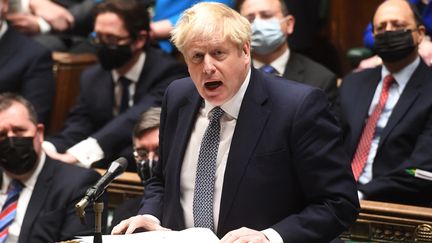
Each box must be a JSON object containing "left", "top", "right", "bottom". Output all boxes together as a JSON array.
[{"left": 77, "top": 228, "right": 219, "bottom": 243}]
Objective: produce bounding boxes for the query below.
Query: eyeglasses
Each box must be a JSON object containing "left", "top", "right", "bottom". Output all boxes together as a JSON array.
[
  {"left": 89, "top": 32, "right": 132, "bottom": 46},
  {"left": 133, "top": 148, "right": 159, "bottom": 161}
]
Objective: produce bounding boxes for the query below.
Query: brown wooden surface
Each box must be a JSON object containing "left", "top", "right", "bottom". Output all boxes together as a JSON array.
[
  {"left": 49, "top": 52, "right": 98, "bottom": 134},
  {"left": 342, "top": 200, "right": 432, "bottom": 242}
]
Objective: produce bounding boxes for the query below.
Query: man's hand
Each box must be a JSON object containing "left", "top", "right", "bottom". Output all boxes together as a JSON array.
[
  {"left": 220, "top": 227, "right": 270, "bottom": 243},
  {"left": 44, "top": 149, "right": 79, "bottom": 164},
  {"left": 111, "top": 215, "right": 170, "bottom": 235},
  {"left": 6, "top": 12, "right": 40, "bottom": 34},
  {"left": 29, "top": 0, "right": 74, "bottom": 32}
]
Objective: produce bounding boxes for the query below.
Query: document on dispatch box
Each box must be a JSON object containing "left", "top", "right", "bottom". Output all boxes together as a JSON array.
[{"left": 77, "top": 227, "right": 219, "bottom": 243}]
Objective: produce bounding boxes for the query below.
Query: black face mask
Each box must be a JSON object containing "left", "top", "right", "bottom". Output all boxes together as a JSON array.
[
  {"left": 0, "top": 137, "right": 38, "bottom": 175},
  {"left": 374, "top": 29, "right": 417, "bottom": 63},
  {"left": 96, "top": 43, "right": 133, "bottom": 70},
  {"left": 136, "top": 159, "right": 158, "bottom": 184}
]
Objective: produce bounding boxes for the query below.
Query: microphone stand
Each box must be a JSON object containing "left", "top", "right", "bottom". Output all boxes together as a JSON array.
[{"left": 93, "top": 197, "right": 104, "bottom": 243}]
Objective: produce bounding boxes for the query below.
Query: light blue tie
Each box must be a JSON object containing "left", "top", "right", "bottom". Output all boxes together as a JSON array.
[
  {"left": 193, "top": 107, "right": 224, "bottom": 231},
  {"left": 259, "top": 65, "right": 279, "bottom": 75}
]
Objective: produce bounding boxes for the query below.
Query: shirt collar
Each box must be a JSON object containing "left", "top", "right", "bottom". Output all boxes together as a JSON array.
[
  {"left": 112, "top": 52, "right": 146, "bottom": 84},
  {"left": 1, "top": 152, "right": 46, "bottom": 193},
  {"left": 203, "top": 67, "right": 252, "bottom": 120},
  {"left": 381, "top": 56, "right": 420, "bottom": 91},
  {"left": 0, "top": 21, "right": 8, "bottom": 40},
  {"left": 252, "top": 48, "right": 290, "bottom": 76}
]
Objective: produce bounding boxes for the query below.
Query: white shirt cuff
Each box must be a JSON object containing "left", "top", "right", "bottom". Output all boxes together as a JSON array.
[
  {"left": 358, "top": 190, "right": 365, "bottom": 200},
  {"left": 66, "top": 137, "right": 104, "bottom": 168},
  {"left": 262, "top": 228, "right": 284, "bottom": 243},
  {"left": 37, "top": 16, "right": 51, "bottom": 33}
]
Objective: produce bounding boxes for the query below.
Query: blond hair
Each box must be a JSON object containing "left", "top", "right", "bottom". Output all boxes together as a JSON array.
[{"left": 171, "top": 2, "right": 251, "bottom": 53}]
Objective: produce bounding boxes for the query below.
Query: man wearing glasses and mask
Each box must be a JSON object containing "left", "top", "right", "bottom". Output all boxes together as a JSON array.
[
  {"left": 111, "top": 107, "right": 161, "bottom": 227},
  {"left": 337, "top": 0, "right": 432, "bottom": 206},
  {"left": 43, "top": 0, "right": 187, "bottom": 170}
]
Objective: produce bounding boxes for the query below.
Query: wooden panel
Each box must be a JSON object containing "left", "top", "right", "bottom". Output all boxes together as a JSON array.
[
  {"left": 49, "top": 52, "right": 97, "bottom": 134},
  {"left": 325, "top": 0, "right": 382, "bottom": 75},
  {"left": 342, "top": 200, "right": 432, "bottom": 242}
]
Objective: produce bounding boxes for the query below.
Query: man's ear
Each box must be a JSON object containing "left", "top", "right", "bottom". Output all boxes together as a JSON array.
[
  {"left": 133, "top": 30, "right": 149, "bottom": 50},
  {"left": 36, "top": 124, "right": 45, "bottom": 142},
  {"left": 416, "top": 25, "right": 426, "bottom": 44},
  {"left": 283, "top": 15, "right": 295, "bottom": 35}
]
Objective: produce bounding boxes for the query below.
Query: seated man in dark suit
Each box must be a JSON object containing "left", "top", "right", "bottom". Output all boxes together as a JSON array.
[
  {"left": 111, "top": 107, "right": 161, "bottom": 227},
  {"left": 337, "top": 0, "right": 432, "bottom": 206},
  {"left": 0, "top": 93, "right": 101, "bottom": 243},
  {"left": 0, "top": 0, "right": 55, "bottom": 125},
  {"left": 112, "top": 2, "right": 359, "bottom": 242},
  {"left": 43, "top": 0, "right": 187, "bottom": 169},
  {"left": 236, "top": 0, "right": 338, "bottom": 103}
]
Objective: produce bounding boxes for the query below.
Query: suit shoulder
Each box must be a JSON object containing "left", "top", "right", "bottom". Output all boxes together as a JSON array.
[
  {"left": 48, "top": 158, "right": 100, "bottom": 181},
  {"left": 292, "top": 52, "right": 336, "bottom": 78}
]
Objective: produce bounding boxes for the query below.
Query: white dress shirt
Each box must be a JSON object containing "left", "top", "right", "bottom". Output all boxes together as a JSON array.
[{"left": 0, "top": 153, "right": 46, "bottom": 243}]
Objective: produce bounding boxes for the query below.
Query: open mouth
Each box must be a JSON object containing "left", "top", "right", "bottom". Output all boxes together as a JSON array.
[{"left": 204, "top": 81, "right": 222, "bottom": 90}]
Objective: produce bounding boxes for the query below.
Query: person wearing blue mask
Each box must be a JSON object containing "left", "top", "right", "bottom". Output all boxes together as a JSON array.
[{"left": 236, "top": 0, "right": 338, "bottom": 103}]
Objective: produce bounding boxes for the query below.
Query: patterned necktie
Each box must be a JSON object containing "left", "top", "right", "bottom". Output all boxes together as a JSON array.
[
  {"left": 0, "top": 180, "right": 23, "bottom": 242},
  {"left": 351, "top": 75, "right": 395, "bottom": 181},
  {"left": 119, "top": 76, "right": 131, "bottom": 114},
  {"left": 259, "top": 65, "right": 279, "bottom": 75},
  {"left": 193, "top": 107, "right": 224, "bottom": 231}
]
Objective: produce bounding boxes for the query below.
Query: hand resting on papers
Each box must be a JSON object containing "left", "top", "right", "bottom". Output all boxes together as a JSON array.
[{"left": 111, "top": 215, "right": 170, "bottom": 234}]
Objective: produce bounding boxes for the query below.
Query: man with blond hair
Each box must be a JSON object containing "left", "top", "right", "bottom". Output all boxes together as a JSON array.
[{"left": 112, "top": 2, "right": 359, "bottom": 242}]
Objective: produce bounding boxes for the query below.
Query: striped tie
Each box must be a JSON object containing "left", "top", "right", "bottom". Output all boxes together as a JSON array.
[{"left": 0, "top": 180, "right": 22, "bottom": 242}]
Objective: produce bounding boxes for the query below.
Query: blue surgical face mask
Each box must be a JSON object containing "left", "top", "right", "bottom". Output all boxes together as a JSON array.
[{"left": 251, "top": 18, "right": 287, "bottom": 55}]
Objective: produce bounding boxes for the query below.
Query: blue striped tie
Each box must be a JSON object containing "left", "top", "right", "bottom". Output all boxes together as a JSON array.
[
  {"left": 0, "top": 180, "right": 22, "bottom": 242},
  {"left": 193, "top": 107, "right": 224, "bottom": 231}
]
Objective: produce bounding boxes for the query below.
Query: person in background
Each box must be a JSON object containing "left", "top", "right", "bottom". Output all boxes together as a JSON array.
[
  {"left": 0, "top": 93, "right": 102, "bottom": 243},
  {"left": 236, "top": 0, "right": 338, "bottom": 103},
  {"left": 5, "top": 0, "right": 99, "bottom": 51},
  {"left": 112, "top": 2, "right": 359, "bottom": 242},
  {"left": 110, "top": 107, "right": 161, "bottom": 228},
  {"left": 0, "top": 0, "right": 55, "bottom": 125},
  {"left": 358, "top": 0, "right": 432, "bottom": 69},
  {"left": 43, "top": 0, "right": 187, "bottom": 170},
  {"left": 337, "top": 0, "right": 432, "bottom": 206},
  {"left": 149, "top": 0, "right": 235, "bottom": 54}
]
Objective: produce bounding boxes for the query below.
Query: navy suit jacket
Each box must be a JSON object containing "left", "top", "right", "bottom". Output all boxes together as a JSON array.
[
  {"left": 338, "top": 61, "right": 432, "bottom": 206},
  {"left": 0, "top": 26, "right": 55, "bottom": 124},
  {"left": 48, "top": 48, "right": 187, "bottom": 162},
  {"left": 140, "top": 68, "right": 359, "bottom": 242},
  {"left": 1, "top": 157, "right": 101, "bottom": 243},
  {"left": 283, "top": 52, "right": 338, "bottom": 103}
]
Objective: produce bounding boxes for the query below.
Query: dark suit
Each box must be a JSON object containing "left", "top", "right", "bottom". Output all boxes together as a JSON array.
[
  {"left": 338, "top": 61, "right": 432, "bottom": 206},
  {"left": 0, "top": 26, "right": 55, "bottom": 125},
  {"left": 282, "top": 52, "right": 338, "bottom": 103},
  {"left": 48, "top": 48, "right": 187, "bottom": 166},
  {"left": 1, "top": 156, "right": 101, "bottom": 243},
  {"left": 140, "top": 68, "right": 359, "bottom": 242}
]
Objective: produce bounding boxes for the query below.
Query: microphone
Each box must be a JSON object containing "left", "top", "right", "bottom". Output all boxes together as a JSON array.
[{"left": 75, "top": 157, "right": 128, "bottom": 219}]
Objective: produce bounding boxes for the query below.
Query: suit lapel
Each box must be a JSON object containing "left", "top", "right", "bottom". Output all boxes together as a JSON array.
[
  {"left": 0, "top": 28, "right": 18, "bottom": 69},
  {"left": 217, "top": 69, "right": 270, "bottom": 233},
  {"left": 378, "top": 62, "right": 425, "bottom": 147},
  {"left": 19, "top": 158, "right": 54, "bottom": 243},
  {"left": 283, "top": 52, "right": 304, "bottom": 82},
  {"left": 350, "top": 69, "right": 382, "bottom": 142}
]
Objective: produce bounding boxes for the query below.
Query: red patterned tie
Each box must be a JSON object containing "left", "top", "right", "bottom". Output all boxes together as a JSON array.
[
  {"left": 0, "top": 180, "right": 22, "bottom": 242},
  {"left": 351, "top": 75, "right": 395, "bottom": 181}
]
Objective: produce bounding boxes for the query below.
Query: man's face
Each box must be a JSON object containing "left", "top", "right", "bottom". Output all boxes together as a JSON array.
[
  {"left": 373, "top": 0, "right": 424, "bottom": 45},
  {"left": 239, "top": 0, "right": 293, "bottom": 36},
  {"left": 133, "top": 127, "right": 159, "bottom": 163},
  {"left": 94, "top": 12, "right": 143, "bottom": 50},
  {"left": 183, "top": 37, "right": 251, "bottom": 105},
  {"left": 0, "top": 102, "right": 44, "bottom": 179}
]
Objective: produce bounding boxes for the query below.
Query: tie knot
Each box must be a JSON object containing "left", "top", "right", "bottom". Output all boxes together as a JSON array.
[
  {"left": 259, "top": 65, "right": 279, "bottom": 75},
  {"left": 210, "top": 107, "right": 224, "bottom": 121},
  {"left": 383, "top": 75, "right": 395, "bottom": 88},
  {"left": 8, "top": 180, "right": 22, "bottom": 194},
  {"left": 119, "top": 77, "right": 131, "bottom": 87}
]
